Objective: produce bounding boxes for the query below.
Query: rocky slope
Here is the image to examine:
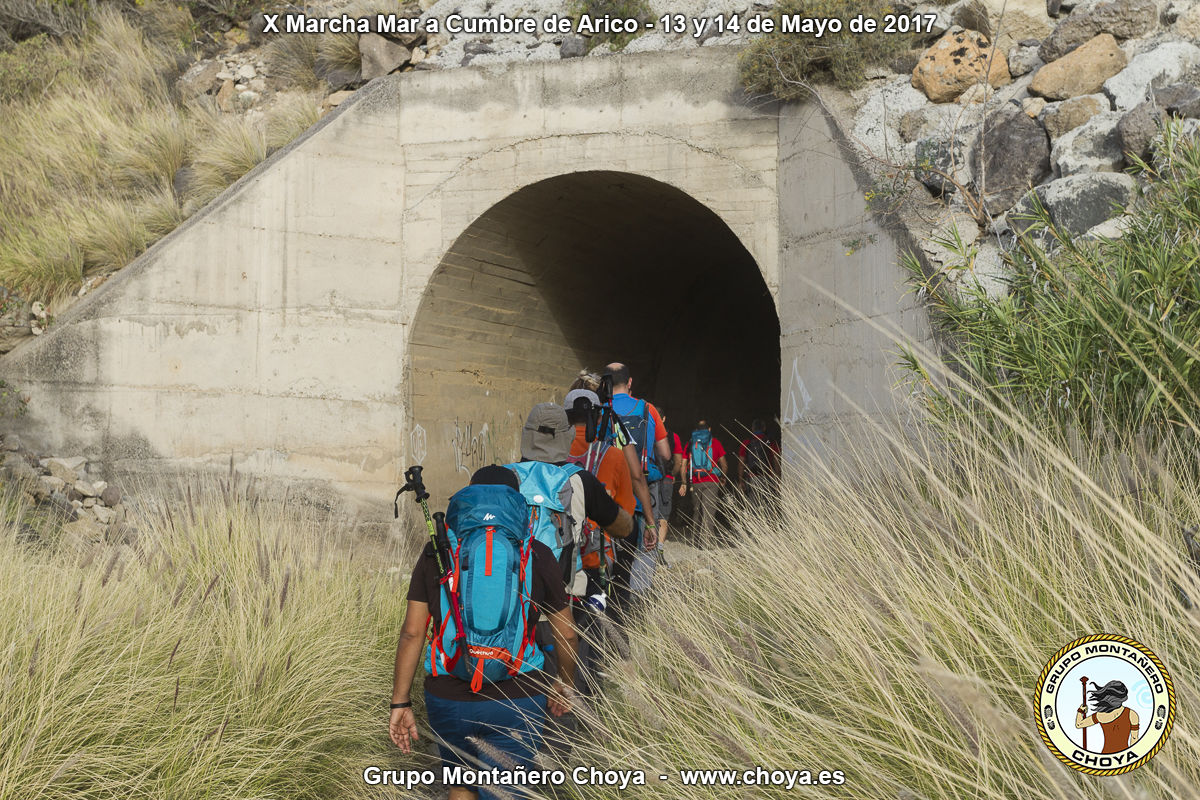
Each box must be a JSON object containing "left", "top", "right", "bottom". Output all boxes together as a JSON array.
[{"left": 840, "top": 0, "right": 1200, "bottom": 292}]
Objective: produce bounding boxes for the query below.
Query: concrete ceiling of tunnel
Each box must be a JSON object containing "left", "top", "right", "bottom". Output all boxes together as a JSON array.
[
  {"left": 416, "top": 170, "right": 781, "bottom": 441},
  {"left": 476, "top": 171, "right": 778, "bottom": 401}
]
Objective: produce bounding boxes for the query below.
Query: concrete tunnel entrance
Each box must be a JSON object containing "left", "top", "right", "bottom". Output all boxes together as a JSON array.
[{"left": 408, "top": 171, "right": 780, "bottom": 503}]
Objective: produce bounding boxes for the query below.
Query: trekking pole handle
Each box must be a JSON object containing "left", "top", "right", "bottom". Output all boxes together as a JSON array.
[
  {"left": 394, "top": 465, "right": 429, "bottom": 517},
  {"left": 403, "top": 465, "right": 429, "bottom": 502}
]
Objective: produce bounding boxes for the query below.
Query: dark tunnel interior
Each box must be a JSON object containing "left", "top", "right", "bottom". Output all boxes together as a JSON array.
[{"left": 409, "top": 171, "right": 780, "bottom": 497}]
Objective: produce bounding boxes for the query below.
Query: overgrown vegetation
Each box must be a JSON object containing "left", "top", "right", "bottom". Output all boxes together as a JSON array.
[
  {"left": 0, "top": 474, "right": 415, "bottom": 800},
  {"left": 902, "top": 126, "right": 1200, "bottom": 433},
  {"left": 569, "top": 0, "right": 652, "bottom": 52},
  {"left": 0, "top": 7, "right": 322, "bottom": 305},
  {"left": 739, "top": 0, "right": 912, "bottom": 101},
  {"left": 566, "top": 410, "right": 1200, "bottom": 799}
]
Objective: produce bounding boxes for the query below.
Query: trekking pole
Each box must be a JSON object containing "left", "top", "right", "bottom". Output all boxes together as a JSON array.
[
  {"left": 396, "top": 466, "right": 466, "bottom": 643},
  {"left": 1080, "top": 676, "right": 1089, "bottom": 751}
]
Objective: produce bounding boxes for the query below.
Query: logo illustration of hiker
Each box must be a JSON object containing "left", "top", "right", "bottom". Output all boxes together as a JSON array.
[{"left": 1035, "top": 634, "right": 1175, "bottom": 776}]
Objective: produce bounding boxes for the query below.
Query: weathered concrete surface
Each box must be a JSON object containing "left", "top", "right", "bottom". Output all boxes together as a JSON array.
[{"left": 1, "top": 47, "right": 929, "bottom": 514}]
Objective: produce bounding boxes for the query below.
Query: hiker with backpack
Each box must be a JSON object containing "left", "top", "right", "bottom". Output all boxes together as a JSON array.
[
  {"left": 603, "top": 362, "right": 672, "bottom": 618},
  {"left": 504, "top": 402, "right": 634, "bottom": 596},
  {"left": 570, "top": 370, "right": 656, "bottom": 530},
  {"left": 565, "top": 387, "right": 635, "bottom": 593},
  {"left": 388, "top": 466, "right": 578, "bottom": 800},
  {"left": 563, "top": 387, "right": 635, "bottom": 694},
  {"left": 737, "top": 419, "right": 781, "bottom": 505},
  {"left": 680, "top": 420, "right": 727, "bottom": 545},
  {"left": 630, "top": 407, "right": 679, "bottom": 596},
  {"left": 505, "top": 402, "right": 633, "bottom": 752}
]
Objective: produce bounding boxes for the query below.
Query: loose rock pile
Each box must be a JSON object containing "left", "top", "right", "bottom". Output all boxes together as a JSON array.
[
  {"left": 0, "top": 434, "right": 132, "bottom": 551},
  {"left": 844, "top": 0, "right": 1200, "bottom": 292}
]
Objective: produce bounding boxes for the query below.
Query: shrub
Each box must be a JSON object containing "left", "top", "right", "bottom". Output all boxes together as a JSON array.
[
  {"left": 569, "top": 0, "right": 652, "bottom": 52},
  {"left": 74, "top": 197, "right": 152, "bottom": 273},
  {"left": 901, "top": 126, "right": 1200, "bottom": 433},
  {"left": 0, "top": 6, "right": 322, "bottom": 302},
  {"left": 265, "top": 90, "right": 323, "bottom": 150},
  {"left": 739, "top": 0, "right": 912, "bottom": 101},
  {"left": 316, "top": 30, "right": 362, "bottom": 84},
  {"left": 186, "top": 108, "right": 270, "bottom": 204},
  {"left": 0, "top": 33, "right": 75, "bottom": 103},
  {"left": 264, "top": 32, "right": 324, "bottom": 90},
  {"left": 0, "top": 0, "right": 94, "bottom": 40}
]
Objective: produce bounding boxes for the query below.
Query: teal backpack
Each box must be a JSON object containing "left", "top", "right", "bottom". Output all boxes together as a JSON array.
[
  {"left": 426, "top": 483, "right": 543, "bottom": 691},
  {"left": 614, "top": 397, "right": 664, "bottom": 483},
  {"left": 505, "top": 460, "right": 585, "bottom": 589},
  {"left": 689, "top": 429, "right": 721, "bottom": 481}
]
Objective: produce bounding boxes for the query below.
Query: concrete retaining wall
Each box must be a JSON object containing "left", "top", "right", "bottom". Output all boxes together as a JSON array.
[{"left": 1, "top": 46, "right": 928, "bottom": 515}]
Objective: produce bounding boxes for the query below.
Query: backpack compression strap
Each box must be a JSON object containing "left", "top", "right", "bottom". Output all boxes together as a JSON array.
[{"left": 429, "top": 540, "right": 465, "bottom": 674}]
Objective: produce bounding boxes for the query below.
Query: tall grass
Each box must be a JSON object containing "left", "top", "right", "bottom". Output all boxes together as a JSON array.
[
  {"left": 0, "top": 474, "right": 418, "bottom": 800},
  {"left": 0, "top": 7, "right": 324, "bottom": 306},
  {"left": 563, "top": 408, "right": 1200, "bottom": 798}
]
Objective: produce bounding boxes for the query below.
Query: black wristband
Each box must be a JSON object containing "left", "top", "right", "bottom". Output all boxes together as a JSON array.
[{"left": 390, "top": 701, "right": 412, "bottom": 709}]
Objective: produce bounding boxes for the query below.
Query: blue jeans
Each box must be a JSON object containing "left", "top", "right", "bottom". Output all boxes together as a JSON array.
[{"left": 424, "top": 690, "right": 547, "bottom": 800}]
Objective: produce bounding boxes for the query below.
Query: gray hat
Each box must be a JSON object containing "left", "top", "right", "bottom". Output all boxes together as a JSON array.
[
  {"left": 521, "top": 402, "right": 573, "bottom": 462},
  {"left": 564, "top": 388, "right": 600, "bottom": 411}
]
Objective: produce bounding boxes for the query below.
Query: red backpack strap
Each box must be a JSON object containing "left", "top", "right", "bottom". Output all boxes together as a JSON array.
[
  {"left": 437, "top": 543, "right": 464, "bottom": 671},
  {"left": 509, "top": 537, "right": 537, "bottom": 675}
]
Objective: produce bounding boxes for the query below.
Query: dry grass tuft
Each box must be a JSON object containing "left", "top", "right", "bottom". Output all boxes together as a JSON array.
[
  {"left": 0, "top": 473, "right": 416, "bottom": 799},
  {"left": 0, "top": 4, "right": 322, "bottom": 304},
  {"left": 566, "top": 411, "right": 1200, "bottom": 799}
]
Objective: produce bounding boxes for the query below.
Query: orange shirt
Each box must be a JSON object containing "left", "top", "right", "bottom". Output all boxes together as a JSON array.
[{"left": 570, "top": 427, "right": 635, "bottom": 514}]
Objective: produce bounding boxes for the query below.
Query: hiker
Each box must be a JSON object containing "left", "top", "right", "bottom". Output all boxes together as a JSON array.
[
  {"left": 565, "top": 387, "right": 635, "bottom": 591},
  {"left": 654, "top": 408, "right": 681, "bottom": 548},
  {"left": 564, "top": 387, "right": 634, "bottom": 693},
  {"left": 631, "top": 407, "right": 679, "bottom": 596},
  {"left": 505, "top": 402, "right": 634, "bottom": 596},
  {"left": 388, "top": 466, "right": 578, "bottom": 800},
  {"left": 603, "top": 362, "right": 671, "bottom": 616},
  {"left": 505, "top": 403, "right": 633, "bottom": 752},
  {"left": 737, "top": 419, "right": 781, "bottom": 504},
  {"left": 1076, "top": 680, "right": 1140, "bottom": 753},
  {"left": 571, "top": 370, "right": 656, "bottom": 525},
  {"left": 680, "top": 420, "right": 727, "bottom": 544}
]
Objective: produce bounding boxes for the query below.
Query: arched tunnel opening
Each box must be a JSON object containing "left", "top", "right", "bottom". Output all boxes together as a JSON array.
[{"left": 409, "top": 170, "right": 780, "bottom": 501}]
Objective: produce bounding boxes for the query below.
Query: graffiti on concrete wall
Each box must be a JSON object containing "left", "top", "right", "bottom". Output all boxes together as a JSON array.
[
  {"left": 450, "top": 418, "right": 491, "bottom": 474},
  {"left": 410, "top": 424, "right": 427, "bottom": 465},
  {"left": 783, "top": 357, "right": 812, "bottom": 425}
]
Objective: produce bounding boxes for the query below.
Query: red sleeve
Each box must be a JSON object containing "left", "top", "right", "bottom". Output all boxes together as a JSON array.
[
  {"left": 738, "top": 438, "right": 749, "bottom": 459},
  {"left": 672, "top": 433, "right": 683, "bottom": 456},
  {"left": 649, "top": 403, "right": 667, "bottom": 442},
  {"left": 713, "top": 439, "right": 726, "bottom": 459}
]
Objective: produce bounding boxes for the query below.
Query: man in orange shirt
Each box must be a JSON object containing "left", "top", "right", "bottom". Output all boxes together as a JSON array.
[{"left": 566, "top": 388, "right": 635, "bottom": 517}]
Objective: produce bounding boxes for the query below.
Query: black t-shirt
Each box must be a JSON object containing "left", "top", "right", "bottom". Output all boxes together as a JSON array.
[
  {"left": 408, "top": 539, "right": 569, "bottom": 701},
  {"left": 554, "top": 461, "right": 621, "bottom": 528}
]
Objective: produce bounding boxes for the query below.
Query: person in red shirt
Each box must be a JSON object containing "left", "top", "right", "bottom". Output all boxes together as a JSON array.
[
  {"left": 680, "top": 420, "right": 727, "bottom": 545},
  {"left": 737, "top": 419, "right": 781, "bottom": 503}
]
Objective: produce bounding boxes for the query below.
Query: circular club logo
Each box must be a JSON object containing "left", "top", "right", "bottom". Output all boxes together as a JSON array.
[{"left": 1035, "top": 634, "right": 1175, "bottom": 776}]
